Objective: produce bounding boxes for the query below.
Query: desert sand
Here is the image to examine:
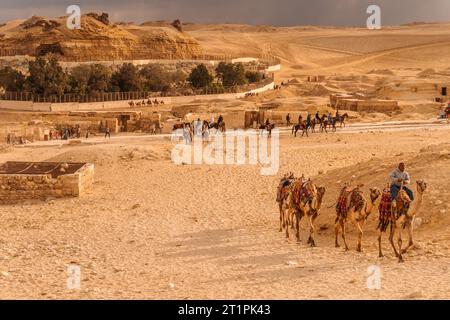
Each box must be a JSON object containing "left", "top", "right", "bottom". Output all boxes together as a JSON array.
[{"left": 0, "top": 124, "right": 449, "bottom": 299}]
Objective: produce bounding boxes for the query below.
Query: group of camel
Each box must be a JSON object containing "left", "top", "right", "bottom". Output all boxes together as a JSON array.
[
  {"left": 128, "top": 99, "right": 165, "bottom": 107},
  {"left": 276, "top": 173, "right": 427, "bottom": 263},
  {"left": 292, "top": 113, "right": 349, "bottom": 137}
]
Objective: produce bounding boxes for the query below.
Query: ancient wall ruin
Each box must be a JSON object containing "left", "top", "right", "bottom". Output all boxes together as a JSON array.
[{"left": 0, "top": 162, "right": 94, "bottom": 204}]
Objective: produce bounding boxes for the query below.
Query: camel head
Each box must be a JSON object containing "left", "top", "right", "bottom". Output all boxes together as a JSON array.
[
  {"left": 416, "top": 180, "right": 428, "bottom": 194},
  {"left": 369, "top": 187, "right": 382, "bottom": 203}
]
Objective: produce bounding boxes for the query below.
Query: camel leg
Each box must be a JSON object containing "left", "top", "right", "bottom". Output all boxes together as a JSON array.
[
  {"left": 308, "top": 215, "right": 317, "bottom": 247},
  {"left": 398, "top": 226, "right": 404, "bottom": 263},
  {"left": 389, "top": 223, "right": 399, "bottom": 258},
  {"left": 378, "top": 230, "right": 384, "bottom": 258},
  {"left": 295, "top": 212, "right": 301, "bottom": 243},
  {"left": 401, "top": 221, "right": 414, "bottom": 254},
  {"left": 279, "top": 203, "right": 283, "bottom": 232},
  {"left": 334, "top": 219, "right": 341, "bottom": 248},
  {"left": 355, "top": 219, "right": 364, "bottom": 252},
  {"left": 285, "top": 209, "right": 290, "bottom": 239},
  {"left": 340, "top": 220, "right": 349, "bottom": 251}
]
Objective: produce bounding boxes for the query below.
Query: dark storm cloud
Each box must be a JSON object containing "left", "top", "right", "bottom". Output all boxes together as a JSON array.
[{"left": 1, "top": 0, "right": 449, "bottom": 26}]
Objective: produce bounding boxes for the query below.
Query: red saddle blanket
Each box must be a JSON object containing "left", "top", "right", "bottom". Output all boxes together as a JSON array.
[
  {"left": 293, "top": 181, "right": 313, "bottom": 206},
  {"left": 336, "top": 187, "right": 364, "bottom": 216},
  {"left": 379, "top": 189, "right": 392, "bottom": 217}
]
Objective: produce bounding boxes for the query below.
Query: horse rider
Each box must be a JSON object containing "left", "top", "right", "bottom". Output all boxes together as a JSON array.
[
  {"left": 315, "top": 111, "right": 321, "bottom": 123},
  {"left": 306, "top": 112, "right": 312, "bottom": 129},
  {"left": 218, "top": 114, "right": 224, "bottom": 125},
  {"left": 390, "top": 162, "right": 414, "bottom": 208},
  {"left": 328, "top": 112, "right": 333, "bottom": 125},
  {"left": 298, "top": 114, "right": 303, "bottom": 124}
]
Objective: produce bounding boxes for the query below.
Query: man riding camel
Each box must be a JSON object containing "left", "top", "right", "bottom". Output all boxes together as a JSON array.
[{"left": 390, "top": 162, "right": 414, "bottom": 207}]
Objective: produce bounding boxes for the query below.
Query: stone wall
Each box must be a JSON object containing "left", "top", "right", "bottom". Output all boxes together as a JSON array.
[{"left": 0, "top": 164, "right": 94, "bottom": 204}]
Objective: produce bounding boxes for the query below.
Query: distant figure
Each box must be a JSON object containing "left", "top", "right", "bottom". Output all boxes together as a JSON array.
[
  {"left": 306, "top": 112, "right": 312, "bottom": 129},
  {"left": 298, "top": 114, "right": 303, "bottom": 124},
  {"left": 85, "top": 128, "right": 91, "bottom": 139},
  {"left": 105, "top": 126, "right": 111, "bottom": 139},
  {"left": 286, "top": 113, "right": 291, "bottom": 126},
  {"left": 195, "top": 118, "right": 202, "bottom": 136},
  {"left": 315, "top": 111, "right": 321, "bottom": 122}
]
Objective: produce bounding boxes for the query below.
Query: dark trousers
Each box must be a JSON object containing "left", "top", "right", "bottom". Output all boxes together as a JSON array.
[{"left": 390, "top": 184, "right": 414, "bottom": 201}]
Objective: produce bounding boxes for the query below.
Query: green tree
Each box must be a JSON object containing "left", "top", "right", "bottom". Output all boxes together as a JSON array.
[
  {"left": 245, "top": 71, "right": 262, "bottom": 83},
  {"left": 25, "top": 57, "right": 69, "bottom": 95},
  {"left": 0, "top": 67, "right": 26, "bottom": 91},
  {"left": 68, "top": 64, "right": 112, "bottom": 95},
  {"left": 215, "top": 62, "right": 247, "bottom": 87},
  {"left": 111, "top": 63, "right": 143, "bottom": 92},
  {"left": 187, "top": 64, "right": 213, "bottom": 88}
]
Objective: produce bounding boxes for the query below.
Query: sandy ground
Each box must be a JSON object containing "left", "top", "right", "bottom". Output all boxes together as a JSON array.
[{"left": 0, "top": 122, "right": 449, "bottom": 299}]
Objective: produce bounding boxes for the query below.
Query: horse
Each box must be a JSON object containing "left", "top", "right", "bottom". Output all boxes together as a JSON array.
[
  {"left": 209, "top": 121, "right": 226, "bottom": 133},
  {"left": 335, "top": 113, "right": 349, "bottom": 128},
  {"left": 259, "top": 123, "right": 275, "bottom": 138},
  {"left": 292, "top": 122, "right": 308, "bottom": 137}
]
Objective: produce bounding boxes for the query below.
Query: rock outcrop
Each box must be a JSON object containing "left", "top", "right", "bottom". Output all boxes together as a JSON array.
[{"left": 0, "top": 13, "right": 203, "bottom": 61}]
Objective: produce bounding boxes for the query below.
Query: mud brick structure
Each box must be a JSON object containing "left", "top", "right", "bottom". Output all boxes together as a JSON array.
[{"left": 0, "top": 162, "right": 94, "bottom": 204}]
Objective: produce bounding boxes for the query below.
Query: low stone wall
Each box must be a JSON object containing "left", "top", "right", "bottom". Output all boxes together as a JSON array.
[{"left": 0, "top": 163, "right": 94, "bottom": 204}]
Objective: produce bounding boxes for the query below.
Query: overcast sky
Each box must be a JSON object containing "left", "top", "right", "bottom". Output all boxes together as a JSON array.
[{"left": 1, "top": 0, "right": 450, "bottom": 26}]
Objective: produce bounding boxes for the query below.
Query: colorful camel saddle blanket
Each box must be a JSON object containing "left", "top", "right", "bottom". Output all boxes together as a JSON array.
[
  {"left": 276, "top": 179, "right": 293, "bottom": 203},
  {"left": 378, "top": 188, "right": 396, "bottom": 232},
  {"left": 292, "top": 180, "right": 315, "bottom": 206},
  {"left": 336, "top": 187, "right": 365, "bottom": 217}
]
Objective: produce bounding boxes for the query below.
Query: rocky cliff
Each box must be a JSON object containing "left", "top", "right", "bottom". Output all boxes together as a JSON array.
[{"left": 0, "top": 14, "right": 203, "bottom": 61}]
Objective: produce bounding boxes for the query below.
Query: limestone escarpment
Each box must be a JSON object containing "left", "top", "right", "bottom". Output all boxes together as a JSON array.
[{"left": 0, "top": 14, "right": 203, "bottom": 61}]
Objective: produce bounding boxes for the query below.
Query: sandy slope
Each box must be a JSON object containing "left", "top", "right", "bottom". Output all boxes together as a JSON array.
[
  {"left": 185, "top": 23, "right": 450, "bottom": 77},
  {"left": 0, "top": 125, "right": 449, "bottom": 299}
]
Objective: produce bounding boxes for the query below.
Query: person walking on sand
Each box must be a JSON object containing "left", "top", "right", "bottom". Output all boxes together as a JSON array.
[
  {"left": 286, "top": 113, "right": 291, "bottom": 126},
  {"left": 105, "top": 126, "right": 111, "bottom": 139}
]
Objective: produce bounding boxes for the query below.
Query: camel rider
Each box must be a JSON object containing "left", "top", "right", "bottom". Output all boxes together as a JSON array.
[
  {"left": 218, "top": 115, "right": 224, "bottom": 124},
  {"left": 390, "top": 162, "right": 414, "bottom": 207},
  {"left": 315, "top": 111, "right": 321, "bottom": 122}
]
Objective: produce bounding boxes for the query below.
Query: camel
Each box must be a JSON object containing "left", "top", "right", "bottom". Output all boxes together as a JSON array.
[
  {"left": 377, "top": 180, "right": 428, "bottom": 262},
  {"left": 292, "top": 122, "right": 309, "bottom": 137},
  {"left": 276, "top": 172, "right": 295, "bottom": 232},
  {"left": 334, "top": 185, "right": 382, "bottom": 252},
  {"left": 285, "top": 177, "right": 326, "bottom": 247}
]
